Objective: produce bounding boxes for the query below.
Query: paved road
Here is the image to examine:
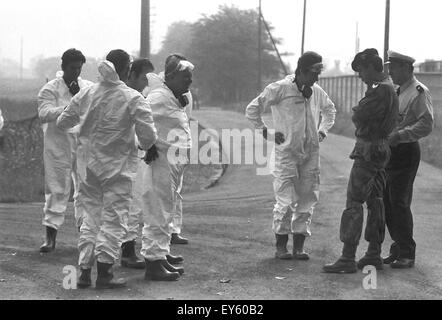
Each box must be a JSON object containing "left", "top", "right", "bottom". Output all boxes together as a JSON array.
[{"left": 1, "top": 109, "right": 441, "bottom": 300}]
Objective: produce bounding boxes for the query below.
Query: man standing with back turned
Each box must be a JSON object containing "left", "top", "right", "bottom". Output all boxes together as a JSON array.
[
  {"left": 382, "top": 51, "right": 434, "bottom": 269},
  {"left": 57, "top": 49, "right": 158, "bottom": 289},
  {"left": 120, "top": 58, "right": 156, "bottom": 270}
]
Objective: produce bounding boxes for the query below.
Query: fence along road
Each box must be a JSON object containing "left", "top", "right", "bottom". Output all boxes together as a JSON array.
[{"left": 319, "top": 73, "right": 442, "bottom": 127}]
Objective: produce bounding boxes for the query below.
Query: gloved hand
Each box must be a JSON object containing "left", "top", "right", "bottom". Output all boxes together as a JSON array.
[
  {"left": 143, "top": 145, "right": 159, "bottom": 165},
  {"left": 68, "top": 81, "right": 80, "bottom": 96},
  {"left": 262, "top": 128, "right": 285, "bottom": 145},
  {"left": 274, "top": 132, "right": 285, "bottom": 145},
  {"left": 318, "top": 131, "right": 326, "bottom": 142}
]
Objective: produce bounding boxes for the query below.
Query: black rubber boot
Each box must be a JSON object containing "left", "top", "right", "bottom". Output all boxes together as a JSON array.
[
  {"left": 357, "top": 242, "right": 383, "bottom": 270},
  {"left": 144, "top": 259, "right": 180, "bottom": 281},
  {"left": 323, "top": 258, "right": 357, "bottom": 274},
  {"left": 78, "top": 268, "right": 92, "bottom": 289},
  {"left": 293, "top": 234, "right": 310, "bottom": 260},
  {"left": 162, "top": 260, "right": 185, "bottom": 275},
  {"left": 275, "top": 234, "right": 292, "bottom": 260},
  {"left": 121, "top": 240, "right": 145, "bottom": 269},
  {"left": 357, "top": 256, "right": 383, "bottom": 270},
  {"left": 166, "top": 254, "right": 184, "bottom": 265},
  {"left": 95, "top": 262, "right": 127, "bottom": 290},
  {"left": 171, "top": 233, "right": 189, "bottom": 245},
  {"left": 390, "top": 258, "right": 415, "bottom": 269},
  {"left": 40, "top": 227, "right": 57, "bottom": 253},
  {"left": 383, "top": 243, "right": 400, "bottom": 264},
  {"left": 323, "top": 243, "right": 358, "bottom": 274}
]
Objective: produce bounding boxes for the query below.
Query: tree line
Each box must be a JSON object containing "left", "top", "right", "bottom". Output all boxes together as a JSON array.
[{"left": 32, "top": 5, "right": 289, "bottom": 106}]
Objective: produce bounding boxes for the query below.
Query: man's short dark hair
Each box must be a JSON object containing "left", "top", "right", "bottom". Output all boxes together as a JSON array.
[
  {"left": 165, "top": 53, "right": 187, "bottom": 69},
  {"left": 106, "top": 49, "right": 131, "bottom": 76},
  {"left": 352, "top": 48, "right": 384, "bottom": 73},
  {"left": 61, "top": 48, "right": 86, "bottom": 69},
  {"left": 164, "top": 53, "right": 188, "bottom": 81},
  {"left": 130, "top": 58, "right": 154, "bottom": 78},
  {"left": 295, "top": 51, "right": 323, "bottom": 75}
]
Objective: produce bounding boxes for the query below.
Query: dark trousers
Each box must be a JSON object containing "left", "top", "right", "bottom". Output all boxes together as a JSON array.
[
  {"left": 384, "top": 142, "right": 420, "bottom": 260},
  {"left": 340, "top": 155, "right": 389, "bottom": 256}
]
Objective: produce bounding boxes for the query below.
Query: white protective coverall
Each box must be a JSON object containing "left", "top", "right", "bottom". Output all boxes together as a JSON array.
[
  {"left": 124, "top": 73, "right": 165, "bottom": 243},
  {"left": 37, "top": 73, "right": 93, "bottom": 229},
  {"left": 126, "top": 73, "right": 193, "bottom": 243},
  {"left": 57, "top": 61, "right": 157, "bottom": 267},
  {"left": 139, "top": 83, "right": 192, "bottom": 261},
  {"left": 246, "top": 75, "right": 336, "bottom": 236}
]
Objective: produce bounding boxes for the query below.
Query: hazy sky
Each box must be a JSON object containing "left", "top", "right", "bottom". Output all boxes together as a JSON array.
[{"left": 1, "top": 0, "right": 441, "bottom": 70}]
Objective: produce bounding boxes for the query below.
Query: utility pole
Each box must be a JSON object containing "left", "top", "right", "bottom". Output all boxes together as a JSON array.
[
  {"left": 301, "top": 0, "right": 307, "bottom": 55},
  {"left": 140, "top": 0, "right": 150, "bottom": 58},
  {"left": 261, "top": 13, "right": 288, "bottom": 76},
  {"left": 384, "top": 0, "right": 391, "bottom": 73},
  {"left": 20, "top": 36, "right": 23, "bottom": 80},
  {"left": 355, "top": 22, "right": 360, "bottom": 55},
  {"left": 258, "top": 0, "right": 262, "bottom": 92}
]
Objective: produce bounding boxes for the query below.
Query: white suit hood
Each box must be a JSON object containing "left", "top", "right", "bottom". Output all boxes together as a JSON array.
[
  {"left": 147, "top": 73, "right": 164, "bottom": 90},
  {"left": 98, "top": 60, "right": 122, "bottom": 85}
]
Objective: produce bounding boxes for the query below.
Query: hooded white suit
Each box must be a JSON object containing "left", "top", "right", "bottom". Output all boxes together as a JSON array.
[
  {"left": 37, "top": 73, "right": 93, "bottom": 230},
  {"left": 57, "top": 61, "right": 157, "bottom": 267},
  {"left": 246, "top": 75, "right": 336, "bottom": 236}
]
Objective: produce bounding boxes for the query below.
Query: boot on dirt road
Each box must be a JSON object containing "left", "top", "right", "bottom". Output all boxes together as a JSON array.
[
  {"left": 357, "top": 242, "right": 383, "bottom": 270},
  {"left": 166, "top": 254, "right": 184, "bottom": 265},
  {"left": 121, "top": 240, "right": 145, "bottom": 269},
  {"left": 275, "top": 234, "right": 293, "bottom": 260},
  {"left": 391, "top": 258, "right": 415, "bottom": 269},
  {"left": 78, "top": 268, "right": 92, "bottom": 289},
  {"left": 39, "top": 227, "right": 57, "bottom": 253},
  {"left": 357, "top": 255, "right": 384, "bottom": 270},
  {"left": 95, "top": 262, "right": 126, "bottom": 290},
  {"left": 293, "top": 234, "right": 310, "bottom": 260},
  {"left": 171, "top": 233, "right": 189, "bottom": 245},
  {"left": 144, "top": 259, "right": 180, "bottom": 281},
  {"left": 323, "top": 258, "right": 357, "bottom": 274},
  {"left": 162, "top": 260, "right": 185, "bottom": 275}
]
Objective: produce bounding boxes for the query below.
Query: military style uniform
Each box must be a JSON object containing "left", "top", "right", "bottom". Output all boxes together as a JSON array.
[
  {"left": 339, "top": 78, "right": 398, "bottom": 259},
  {"left": 384, "top": 76, "right": 434, "bottom": 262}
]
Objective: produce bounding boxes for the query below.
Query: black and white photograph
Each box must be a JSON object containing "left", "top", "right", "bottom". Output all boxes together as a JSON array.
[{"left": 0, "top": 0, "right": 441, "bottom": 306}]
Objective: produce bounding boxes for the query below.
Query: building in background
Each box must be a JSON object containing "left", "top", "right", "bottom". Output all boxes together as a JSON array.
[{"left": 417, "top": 60, "right": 442, "bottom": 73}]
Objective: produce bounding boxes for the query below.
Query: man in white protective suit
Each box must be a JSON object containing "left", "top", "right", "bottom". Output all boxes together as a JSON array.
[
  {"left": 162, "top": 54, "right": 193, "bottom": 245},
  {"left": 143, "top": 54, "right": 194, "bottom": 246},
  {"left": 57, "top": 49, "right": 158, "bottom": 290},
  {"left": 140, "top": 55, "right": 195, "bottom": 281},
  {"left": 119, "top": 58, "right": 156, "bottom": 270},
  {"left": 246, "top": 52, "right": 336, "bottom": 261},
  {"left": 37, "top": 49, "right": 93, "bottom": 253}
]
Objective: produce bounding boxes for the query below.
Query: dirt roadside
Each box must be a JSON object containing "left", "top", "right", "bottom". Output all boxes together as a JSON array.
[{"left": 1, "top": 109, "right": 441, "bottom": 300}]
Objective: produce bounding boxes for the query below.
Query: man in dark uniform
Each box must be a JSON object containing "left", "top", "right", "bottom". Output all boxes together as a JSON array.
[
  {"left": 323, "top": 49, "right": 399, "bottom": 273},
  {"left": 382, "top": 51, "right": 434, "bottom": 269}
]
